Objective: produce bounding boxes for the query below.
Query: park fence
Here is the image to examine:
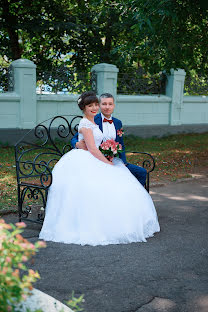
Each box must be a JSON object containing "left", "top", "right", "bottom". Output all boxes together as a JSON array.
[{"left": 0, "top": 59, "right": 208, "bottom": 144}]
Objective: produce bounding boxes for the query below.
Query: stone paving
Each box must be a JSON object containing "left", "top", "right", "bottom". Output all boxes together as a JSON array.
[{"left": 2, "top": 177, "right": 208, "bottom": 312}]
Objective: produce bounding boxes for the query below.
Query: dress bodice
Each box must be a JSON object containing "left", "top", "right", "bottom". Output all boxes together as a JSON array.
[{"left": 78, "top": 118, "right": 104, "bottom": 148}]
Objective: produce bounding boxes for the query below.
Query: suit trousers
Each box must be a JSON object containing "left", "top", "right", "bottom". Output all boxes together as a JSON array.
[{"left": 126, "top": 163, "right": 147, "bottom": 186}]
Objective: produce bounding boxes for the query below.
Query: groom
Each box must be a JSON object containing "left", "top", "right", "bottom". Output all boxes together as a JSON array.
[{"left": 71, "top": 93, "right": 147, "bottom": 186}]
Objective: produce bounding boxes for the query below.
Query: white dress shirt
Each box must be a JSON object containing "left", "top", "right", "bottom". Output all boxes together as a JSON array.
[{"left": 101, "top": 113, "right": 116, "bottom": 141}]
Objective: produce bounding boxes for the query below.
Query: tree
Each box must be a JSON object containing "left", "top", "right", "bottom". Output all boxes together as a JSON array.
[
  {"left": 0, "top": 0, "right": 207, "bottom": 78},
  {"left": 0, "top": 0, "right": 136, "bottom": 72},
  {"left": 0, "top": 0, "right": 79, "bottom": 69},
  {"left": 125, "top": 0, "right": 208, "bottom": 75}
]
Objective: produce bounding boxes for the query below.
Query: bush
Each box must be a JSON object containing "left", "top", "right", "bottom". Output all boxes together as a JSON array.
[{"left": 0, "top": 219, "right": 46, "bottom": 312}]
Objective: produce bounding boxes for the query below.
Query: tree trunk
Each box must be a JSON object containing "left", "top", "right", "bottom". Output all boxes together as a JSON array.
[
  {"left": 2, "top": 0, "right": 22, "bottom": 59},
  {"left": 103, "top": 35, "right": 112, "bottom": 63}
]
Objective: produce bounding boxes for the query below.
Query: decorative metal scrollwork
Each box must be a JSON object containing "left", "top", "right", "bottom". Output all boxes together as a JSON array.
[
  {"left": 18, "top": 161, "right": 52, "bottom": 188},
  {"left": 126, "top": 151, "right": 155, "bottom": 173},
  {"left": 18, "top": 160, "right": 34, "bottom": 176},
  {"left": 126, "top": 151, "right": 156, "bottom": 193},
  {"left": 34, "top": 124, "right": 49, "bottom": 146},
  {"left": 8, "top": 65, "right": 14, "bottom": 91},
  {"left": 19, "top": 186, "right": 46, "bottom": 222},
  {"left": 15, "top": 115, "right": 82, "bottom": 224},
  {"left": 90, "top": 70, "right": 97, "bottom": 94},
  {"left": 62, "top": 144, "right": 71, "bottom": 154},
  {"left": 70, "top": 116, "right": 83, "bottom": 135},
  {"left": 0, "top": 66, "right": 14, "bottom": 92}
]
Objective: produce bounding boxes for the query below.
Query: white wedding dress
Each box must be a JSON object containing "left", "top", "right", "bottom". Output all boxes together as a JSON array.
[{"left": 39, "top": 118, "right": 160, "bottom": 246}]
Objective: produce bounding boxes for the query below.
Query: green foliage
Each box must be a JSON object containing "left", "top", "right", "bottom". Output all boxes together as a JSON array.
[
  {"left": 1, "top": 0, "right": 207, "bottom": 81},
  {"left": 0, "top": 220, "right": 46, "bottom": 312},
  {"left": 125, "top": 132, "right": 208, "bottom": 181},
  {"left": 66, "top": 291, "right": 85, "bottom": 311},
  {"left": 127, "top": 0, "right": 208, "bottom": 76}
]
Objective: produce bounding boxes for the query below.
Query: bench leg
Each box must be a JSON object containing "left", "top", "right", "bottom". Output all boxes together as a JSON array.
[
  {"left": 17, "top": 185, "right": 22, "bottom": 222},
  {"left": 146, "top": 173, "right": 150, "bottom": 193}
]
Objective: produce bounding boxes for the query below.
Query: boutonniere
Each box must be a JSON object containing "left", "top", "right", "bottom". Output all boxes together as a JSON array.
[{"left": 117, "top": 128, "right": 124, "bottom": 137}]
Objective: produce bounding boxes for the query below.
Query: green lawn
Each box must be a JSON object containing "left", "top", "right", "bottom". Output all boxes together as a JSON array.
[
  {"left": 125, "top": 132, "right": 208, "bottom": 182},
  {"left": 0, "top": 132, "right": 208, "bottom": 212}
]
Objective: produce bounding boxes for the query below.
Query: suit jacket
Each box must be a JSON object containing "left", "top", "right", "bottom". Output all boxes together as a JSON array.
[{"left": 71, "top": 113, "right": 127, "bottom": 164}]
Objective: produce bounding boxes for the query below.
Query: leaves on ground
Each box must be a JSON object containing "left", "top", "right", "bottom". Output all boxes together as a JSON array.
[{"left": 0, "top": 132, "right": 208, "bottom": 212}]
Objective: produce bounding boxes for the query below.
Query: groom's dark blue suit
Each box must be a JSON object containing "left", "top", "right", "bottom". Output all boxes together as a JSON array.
[{"left": 71, "top": 113, "right": 147, "bottom": 186}]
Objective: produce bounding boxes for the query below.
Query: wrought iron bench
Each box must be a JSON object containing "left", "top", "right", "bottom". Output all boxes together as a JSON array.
[{"left": 15, "top": 115, "right": 155, "bottom": 225}]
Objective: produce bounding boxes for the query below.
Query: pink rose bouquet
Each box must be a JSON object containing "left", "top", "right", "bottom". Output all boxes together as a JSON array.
[{"left": 99, "top": 139, "right": 122, "bottom": 162}]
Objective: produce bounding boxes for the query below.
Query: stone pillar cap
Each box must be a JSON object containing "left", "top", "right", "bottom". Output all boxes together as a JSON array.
[
  {"left": 91, "top": 63, "right": 119, "bottom": 72},
  {"left": 170, "top": 68, "right": 186, "bottom": 76},
  {"left": 11, "top": 59, "right": 36, "bottom": 68}
]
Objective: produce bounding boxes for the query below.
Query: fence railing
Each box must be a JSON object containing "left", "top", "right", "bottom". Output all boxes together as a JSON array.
[
  {"left": 117, "top": 70, "right": 167, "bottom": 95},
  {"left": 184, "top": 75, "right": 208, "bottom": 96},
  {"left": 1, "top": 62, "right": 208, "bottom": 97},
  {"left": 36, "top": 67, "right": 97, "bottom": 94},
  {"left": 0, "top": 66, "right": 14, "bottom": 93}
]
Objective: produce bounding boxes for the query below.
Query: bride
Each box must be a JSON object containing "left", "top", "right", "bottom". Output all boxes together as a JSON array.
[{"left": 39, "top": 91, "right": 160, "bottom": 246}]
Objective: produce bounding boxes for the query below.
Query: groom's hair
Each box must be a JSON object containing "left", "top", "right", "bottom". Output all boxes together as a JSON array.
[{"left": 99, "top": 93, "right": 114, "bottom": 102}]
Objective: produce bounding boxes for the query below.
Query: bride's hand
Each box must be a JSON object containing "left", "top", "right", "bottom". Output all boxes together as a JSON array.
[{"left": 75, "top": 140, "right": 88, "bottom": 150}]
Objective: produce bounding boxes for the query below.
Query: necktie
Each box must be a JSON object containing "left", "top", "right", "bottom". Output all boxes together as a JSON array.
[{"left": 103, "top": 118, "right": 113, "bottom": 124}]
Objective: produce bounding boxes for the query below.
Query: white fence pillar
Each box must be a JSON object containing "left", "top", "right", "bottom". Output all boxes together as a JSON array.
[
  {"left": 91, "top": 63, "right": 119, "bottom": 101},
  {"left": 11, "top": 59, "right": 37, "bottom": 128},
  {"left": 166, "top": 68, "right": 186, "bottom": 125}
]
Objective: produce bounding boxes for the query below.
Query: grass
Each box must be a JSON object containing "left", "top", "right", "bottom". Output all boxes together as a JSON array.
[
  {"left": 0, "top": 132, "right": 208, "bottom": 212},
  {"left": 125, "top": 132, "right": 208, "bottom": 183},
  {"left": 0, "top": 146, "right": 17, "bottom": 212}
]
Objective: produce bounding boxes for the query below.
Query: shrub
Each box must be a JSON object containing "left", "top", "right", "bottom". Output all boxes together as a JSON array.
[{"left": 0, "top": 219, "right": 46, "bottom": 312}]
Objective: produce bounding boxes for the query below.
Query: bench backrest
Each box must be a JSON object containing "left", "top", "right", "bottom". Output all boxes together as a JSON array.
[
  {"left": 15, "top": 115, "right": 82, "bottom": 223},
  {"left": 15, "top": 115, "right": 82, "bottom": 189}
]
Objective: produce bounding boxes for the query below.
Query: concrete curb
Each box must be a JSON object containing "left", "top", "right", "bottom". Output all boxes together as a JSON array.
[{"left": 16, "top": 288, "right": 73, "bottom": 312}]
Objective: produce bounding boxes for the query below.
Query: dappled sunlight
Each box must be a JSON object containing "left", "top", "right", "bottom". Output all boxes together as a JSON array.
[
  {"left": 150, "top": 184, "right": 208, "bottom": 207},
  {"left": 151, "top": 149, "right": 193, "bottom": 156},
  {"left": 156, "top": 193, "right": 207, "bottom": 202},
  {"left": 192, "top": 295, "right": 208, "bottom": 312},
  {"left": 151, "top": 191, "right": 187, "bottom": 201},
  {"left": 143, "top": 297, "right": 176, "bottom": 311},
  {"left": 161, "top": 195, "right": 187, "bottom": 201},
  {"left": 0, "top": 174, "right": 16, "bottom": 183},
  {"left": 151, "top": 191, "right": 208, "bottom": 202},
  {"left": 188, "top": 195, "right": 208, "bottom": 201},
  {"left": 175, "top": 149, "right": 192, "bottom": 154},
  {"left": 190, "top": 173, "right": 205, "bottom": 178}
]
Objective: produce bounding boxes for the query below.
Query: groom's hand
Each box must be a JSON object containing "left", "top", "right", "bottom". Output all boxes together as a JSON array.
[{"left": 75, "top": 140, "right": 88, "bottom": 150}]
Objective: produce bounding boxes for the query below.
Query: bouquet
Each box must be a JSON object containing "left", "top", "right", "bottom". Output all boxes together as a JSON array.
[{"left": 99, "top": 139, "right": 122, "bottom": 162}]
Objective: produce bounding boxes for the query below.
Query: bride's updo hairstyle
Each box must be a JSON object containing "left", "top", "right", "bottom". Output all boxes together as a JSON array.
[{"left": 78, "top": 91, "right": 98, "bottom": 111}]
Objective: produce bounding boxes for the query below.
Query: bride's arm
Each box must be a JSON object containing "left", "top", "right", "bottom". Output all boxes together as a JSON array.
[{"left": 80, "top": 128, "right": 113, "bottom": 165}]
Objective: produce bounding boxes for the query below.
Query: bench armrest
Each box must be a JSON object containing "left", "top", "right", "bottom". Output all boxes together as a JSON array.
[{"left": 126, "top": 151, "right": 155, "bottom": 192}]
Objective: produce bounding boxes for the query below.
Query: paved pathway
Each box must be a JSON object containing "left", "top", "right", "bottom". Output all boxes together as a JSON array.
[{"left": 2, "top": 177, "right": 208, "bottom": 312}]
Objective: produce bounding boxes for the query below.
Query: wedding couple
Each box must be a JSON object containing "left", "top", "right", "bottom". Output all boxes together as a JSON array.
[{"left": 39, "top": 92, "right": 160, "bottom": 246}]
